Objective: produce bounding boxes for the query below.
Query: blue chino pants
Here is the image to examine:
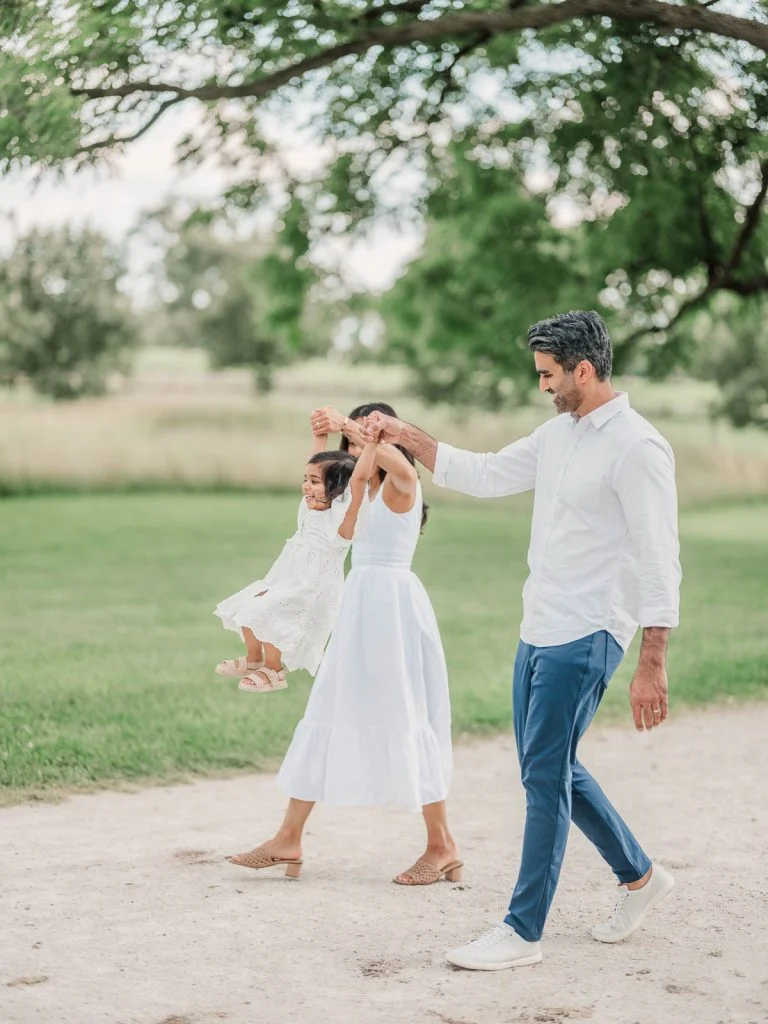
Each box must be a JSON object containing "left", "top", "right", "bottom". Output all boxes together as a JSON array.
[{"left": 504, "top": 631, "right": 652, "bottom": 942}]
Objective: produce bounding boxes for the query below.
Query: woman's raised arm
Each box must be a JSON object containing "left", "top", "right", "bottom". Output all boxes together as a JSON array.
[{"left": 372, "top": 442, "right": 418, "bottom": 515}]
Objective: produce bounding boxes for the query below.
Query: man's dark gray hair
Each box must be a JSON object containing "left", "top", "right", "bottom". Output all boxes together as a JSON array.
[{"left": 527, "top": 310, "right": 613, "bottom": 380}]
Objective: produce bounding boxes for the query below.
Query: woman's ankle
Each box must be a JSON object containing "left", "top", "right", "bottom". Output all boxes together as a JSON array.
[
  {"left": 275, "top": 827, "right": 302, "bottom": 846},
  {"left": 426, "top": 823, "right": 459, "bottom": 851}
]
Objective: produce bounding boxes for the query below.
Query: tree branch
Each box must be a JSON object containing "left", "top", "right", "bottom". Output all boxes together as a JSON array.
[
  {"left": 619, "top": 241, "right": 768, "bottom": 357},
  {"left": 71, "top": 0, "right": 768, "bottom": 107},
  {"left": 618, "top": 156, "right": 768, "bottom": 354},
  {"left": 618, "top": 285, "right": 715, "bottom": 355},
  {"left": 357, "top": 0, "right": 433, "bottom": 23},
  {"left": 436, "top": 33, "right": 490, "bottom": 105},
  {"left": 697, "top": 193, "right": 719, "bottom": 283},
  {"left": 77, "top": 96, "right": 185, "bottom": 154},
  {"left": 723, "top": 158, "right": 768, "bottom": 277},
  {"left": 723, "top": 273, "right": 768, "bottom": 296},
  {"left": 687, "top": 139, "right": 720, "bottom": 281}
]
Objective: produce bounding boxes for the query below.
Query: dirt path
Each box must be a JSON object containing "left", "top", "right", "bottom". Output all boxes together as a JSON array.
[{"left": 2, "top": 705, "right": 767, "bottom": 1024}]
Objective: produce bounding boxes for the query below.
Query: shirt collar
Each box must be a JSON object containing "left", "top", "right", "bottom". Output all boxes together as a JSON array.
[{"left": 583, "top": 392, "right": 629, "bottom": 430}]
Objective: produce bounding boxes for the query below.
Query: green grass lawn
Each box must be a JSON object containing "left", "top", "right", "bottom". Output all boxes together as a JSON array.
[{"left": 1, "top": 493, "right": 767, "bottom": 801}]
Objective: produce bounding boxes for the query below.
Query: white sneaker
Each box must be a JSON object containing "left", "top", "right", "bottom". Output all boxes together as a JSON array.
[
  {"left": 445, "top": 923, "right": 542, "bottom": 971},
  {"left": 591, "top": 863, "right": 676, "bottom": 943}
]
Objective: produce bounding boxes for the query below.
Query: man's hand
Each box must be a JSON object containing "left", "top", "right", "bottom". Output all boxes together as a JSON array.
[
  {"left": 629, "top": 626, "right": 671, "bottom": 731},
  {"left": 629, "top": 664, "right": 669, "bottom": 731},
  {"left": 363, "top": 412, "right": 404, "bottom": 445},
  {"left": 311, "top": 406, "right": 346, "bottom": 436}
]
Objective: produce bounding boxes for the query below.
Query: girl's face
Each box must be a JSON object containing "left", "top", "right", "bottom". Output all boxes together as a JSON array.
[{"left": 303, "top": 463, "right": 329, "bottom": 510}]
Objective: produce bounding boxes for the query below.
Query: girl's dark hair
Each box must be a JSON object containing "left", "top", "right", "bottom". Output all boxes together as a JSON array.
[
  {"left": 307, "top": 450, "right": 357, "bottom": 504},
  {"left": 340, "top": 401, "right": 429, "bottom": 530}
]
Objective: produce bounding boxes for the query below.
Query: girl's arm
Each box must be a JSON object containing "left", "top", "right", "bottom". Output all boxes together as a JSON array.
[
  {"left": 337, "top": 441, "right": 378, "bottom": 541},
  {"left": 309, "top": 408, "right": 329, "bottom": 456}
]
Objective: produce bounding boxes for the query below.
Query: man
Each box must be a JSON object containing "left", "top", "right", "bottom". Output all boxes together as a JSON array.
[{"left": 364, "top": 310, "right": 681, "bottom": 971}]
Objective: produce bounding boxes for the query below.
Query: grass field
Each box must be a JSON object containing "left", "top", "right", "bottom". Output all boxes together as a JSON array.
[{"left": 1, "top": 492, "right": 766, "bottom": 802}]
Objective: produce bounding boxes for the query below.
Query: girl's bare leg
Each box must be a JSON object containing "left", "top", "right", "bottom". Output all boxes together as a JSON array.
[
  {"left": 263, "top": 642, "right": 282, "bottom": 672},
  {"left": 241, "top": 628, "right": 264, "bottom": 664},
  {"left": 393, "top": 800, "right": 461, "bottom": 883},
  {"left": 238, "top": 640, "right": 283, "bottom": 692}
]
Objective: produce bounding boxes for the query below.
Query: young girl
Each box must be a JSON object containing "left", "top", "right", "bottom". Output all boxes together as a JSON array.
[{"left": 213, "top": 433, "right": 377, "bottom": 693}]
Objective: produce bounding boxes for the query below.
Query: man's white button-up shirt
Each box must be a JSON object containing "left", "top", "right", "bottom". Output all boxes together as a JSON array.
[{"left": 433, "top": 393, "right": 681, "bottom": 651}]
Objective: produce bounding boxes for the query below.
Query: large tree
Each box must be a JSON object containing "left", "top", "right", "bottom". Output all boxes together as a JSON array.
[{"left": 2, "top": 1, "right": 767, "bottom": 402}]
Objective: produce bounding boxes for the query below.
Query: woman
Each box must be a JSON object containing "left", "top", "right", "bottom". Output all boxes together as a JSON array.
[{"left": 227, "top": 403, "right": 461, "bottom": 885}]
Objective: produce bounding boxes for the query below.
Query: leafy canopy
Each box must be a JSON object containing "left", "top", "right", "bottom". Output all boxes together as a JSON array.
[{"left": 2, "top": 1, "right": 767, "bottom": 407}]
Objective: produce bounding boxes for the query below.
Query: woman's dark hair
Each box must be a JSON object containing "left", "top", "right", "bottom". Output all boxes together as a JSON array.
[
  {"left": 307, "top": 450, "right": 357, "bottom": 504},
  {"left": 340, "top": 401, "right": 429, "bottom": 530}
]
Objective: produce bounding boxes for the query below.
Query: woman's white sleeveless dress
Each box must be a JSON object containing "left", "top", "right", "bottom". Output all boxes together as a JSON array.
[{"left": 276, "top": 482, "right": 452, "bottom": 812}]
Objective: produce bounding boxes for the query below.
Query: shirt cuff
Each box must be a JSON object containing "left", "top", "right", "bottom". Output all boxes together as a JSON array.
[
  {"left": 432, "top": 442, "right": 456, "bottom": 488},
  {"left": 639, "top": 610, "right": 680, "bottom": 629}
]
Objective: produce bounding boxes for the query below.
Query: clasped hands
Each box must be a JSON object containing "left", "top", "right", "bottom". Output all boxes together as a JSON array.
[{"left": 310, "top": 407, "right": 402, "bottom": 446}]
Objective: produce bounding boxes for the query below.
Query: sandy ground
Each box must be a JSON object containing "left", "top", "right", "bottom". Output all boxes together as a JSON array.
[{"left": 2, "top": 705, "right": 768, "bottom": 1024}]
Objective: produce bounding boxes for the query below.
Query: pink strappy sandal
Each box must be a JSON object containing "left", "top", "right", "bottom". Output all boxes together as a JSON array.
[
  {"left": 238, "top": 667, "right": 287, "bottom": 693},
  {"left": 215, "top": 656, "right": 264, "bottom": 678}
]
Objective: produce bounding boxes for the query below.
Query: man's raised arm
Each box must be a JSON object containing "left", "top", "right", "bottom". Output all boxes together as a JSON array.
[{"left": 364, "top": 413, "right": 539, "bottom": 499}]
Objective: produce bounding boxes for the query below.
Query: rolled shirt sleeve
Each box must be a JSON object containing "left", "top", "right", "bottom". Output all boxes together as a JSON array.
[
  {"left": 614, "top": 436, "right": 681, "bottom": 628},
  {"left": 433, "top": 430, "right": 540, "bottom": 498}
]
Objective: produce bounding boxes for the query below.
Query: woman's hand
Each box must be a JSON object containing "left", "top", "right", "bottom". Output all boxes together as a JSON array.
[
  {"left": 311, "top": 406, "right": 347, "bottom": 436},
  {"left": 309, "top": 408, "right": 328, "bottom": 438},
  {"left": 308, "top": 409, "right": 329, "bottom": 454}
]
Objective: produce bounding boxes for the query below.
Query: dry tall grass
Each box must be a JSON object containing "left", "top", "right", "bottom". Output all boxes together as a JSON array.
[{"left": 2, "top": 348, "right": 767, "bottom": 504}]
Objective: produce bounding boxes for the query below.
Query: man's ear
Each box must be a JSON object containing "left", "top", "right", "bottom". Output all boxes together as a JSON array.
[{"left": 576, "top": 359, "right": 595, "bottom": 383}]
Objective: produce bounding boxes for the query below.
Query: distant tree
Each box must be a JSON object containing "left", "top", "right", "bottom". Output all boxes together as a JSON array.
[
  {"left": 153, "top": 205, "right": 327, "bottom": 391},
  {"left": 0, "top": 226, "right": 136, "bottom": 400},
  {"left": 694, "top": 296, "right": 768, "bottom": 431},
  {"left": 380, "top": 152, "right": 590, "bottom": 407}
]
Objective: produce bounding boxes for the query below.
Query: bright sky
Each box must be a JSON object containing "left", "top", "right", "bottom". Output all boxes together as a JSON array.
[{"left": 0, "top": 103, "right": 423, "bottom": 300}]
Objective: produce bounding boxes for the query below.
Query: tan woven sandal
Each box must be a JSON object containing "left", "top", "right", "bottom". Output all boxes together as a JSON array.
[
  {"left": 392, "top": 858, "right": 464, "bottom": 886},
  {"left": 238, "top": 667, "right": 287, "bottom": 693},
  {"left": 226, "top": 845, "right": 302, "bottom": 879},
  {"left": 215, "top": 656, "right": 264, "bottom": 679}
]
